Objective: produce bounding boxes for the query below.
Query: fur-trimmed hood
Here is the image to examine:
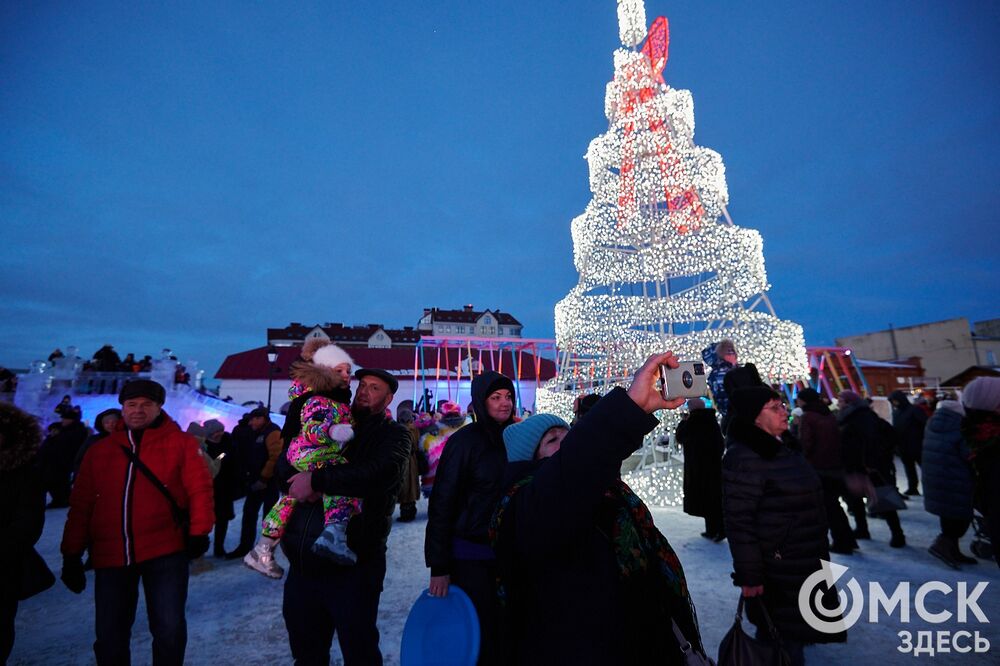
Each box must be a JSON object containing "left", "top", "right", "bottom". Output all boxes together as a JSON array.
[
  {"left": 0, "top": 402, "right": 42, "bottom": 471},
  {"left": 289, "top": 359, "right": 347, "bottom": 394}
]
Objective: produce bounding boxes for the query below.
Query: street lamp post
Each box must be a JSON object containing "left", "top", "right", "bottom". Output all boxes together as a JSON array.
[{"left": 266, "top": 346, "right": 279, "bottom": 412}]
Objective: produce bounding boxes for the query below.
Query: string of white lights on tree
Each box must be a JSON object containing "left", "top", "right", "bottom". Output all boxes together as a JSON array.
[{"left": 537, "top": 0, "right": 809, "bottom": 506}]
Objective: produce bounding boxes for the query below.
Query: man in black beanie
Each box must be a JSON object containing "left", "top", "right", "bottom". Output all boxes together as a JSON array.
[
  {"left": 60, "top": 379, "right": 214, "bottom": 665},
  {"left": 722, "top": 385, "right": 845, "bottom": 664}
]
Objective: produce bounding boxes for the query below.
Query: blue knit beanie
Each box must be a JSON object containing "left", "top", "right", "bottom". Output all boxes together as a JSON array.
[{"left": 503, "top": 414, "right": 570, "bottom": 462}]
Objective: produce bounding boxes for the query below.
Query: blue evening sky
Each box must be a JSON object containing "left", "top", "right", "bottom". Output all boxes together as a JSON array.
[{"left": 2, "top": 1, "right": 998, "bottom": 377}]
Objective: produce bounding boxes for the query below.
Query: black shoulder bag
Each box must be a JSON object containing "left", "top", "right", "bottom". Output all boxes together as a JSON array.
[
  {"left": 717, "top": 595, "right": 791, "bottom": 666},
  {"left": 119, "top": 446, "right": 191, "bottom": 549}
]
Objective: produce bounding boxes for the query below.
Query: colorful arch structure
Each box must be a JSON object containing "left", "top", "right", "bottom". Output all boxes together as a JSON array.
[
  {"left": 786, "top": 346, "right": 871, "bottom": 402},
  {"left": 411, "top": 336, "right": 560, "bottom": 413}
]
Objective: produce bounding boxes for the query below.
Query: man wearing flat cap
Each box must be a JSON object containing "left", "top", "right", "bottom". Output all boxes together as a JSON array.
[
  {"left": 281, "top": 367, "right": 410, "bottom": 665},
  {"left": 60, "top": 379, "right": 214, "bottom": 665}
]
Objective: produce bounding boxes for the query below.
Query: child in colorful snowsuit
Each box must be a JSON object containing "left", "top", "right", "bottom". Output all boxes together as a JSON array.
[{"left": 244, "top": 341, "right": 360, "bottom": 579}]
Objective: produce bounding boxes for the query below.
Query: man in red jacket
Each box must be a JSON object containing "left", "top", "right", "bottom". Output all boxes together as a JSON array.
[{"left": 60, "top": 379, "right": 213, "bottom": 666}]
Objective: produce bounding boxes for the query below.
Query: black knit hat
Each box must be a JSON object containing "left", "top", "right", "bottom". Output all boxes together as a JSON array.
[
  {"left": 730, "top": 385, "right": 782, "bottom": 421},
  {"left": 118, "top": 379, "right": 166, "bottom": 405},
  {"left": 796, "top": 388, "right": 822, "bottom": 405}
]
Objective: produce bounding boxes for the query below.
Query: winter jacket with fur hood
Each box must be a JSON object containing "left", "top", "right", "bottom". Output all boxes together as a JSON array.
[
  {"left": 284, "top": 358, "right": 353, "bottom": 451},
  {"left": 0, "top": 403, "right": 46, "bottom": 585},
  {"left": 278, "top": 406, "right": 411, "bottom": 568},
  {"left": 61, "top": 411, "right": 214, "bottom": 568},
  {"left": 425, "top": 371, "right": 515, "bottom": 575}
]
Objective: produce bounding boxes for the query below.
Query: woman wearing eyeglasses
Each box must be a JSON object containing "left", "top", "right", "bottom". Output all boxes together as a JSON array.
[{"left": 722, "top": 386, "right": 846, "bottom": 665}]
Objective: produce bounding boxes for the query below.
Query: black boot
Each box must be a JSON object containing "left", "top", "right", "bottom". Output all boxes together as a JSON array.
[
  {"left": 886, "top": 510, "right": 906, "bottom": 548},
  {"left": 398, "top": 502, "right": 417, "bottom": 522},
  {"left": 213, "top": 521, "right": 229, "bottom": 558},
  {"left": 929, "top": 535, "right": 959, "bottom": 568},
  {"left": 950, "top": 540, "right": 978, "bottom": 565}
]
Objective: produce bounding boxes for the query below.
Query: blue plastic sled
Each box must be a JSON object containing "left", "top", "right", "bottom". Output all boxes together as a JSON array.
[{"left": 400, "top": 585, "right": 480, "bottom": 666}]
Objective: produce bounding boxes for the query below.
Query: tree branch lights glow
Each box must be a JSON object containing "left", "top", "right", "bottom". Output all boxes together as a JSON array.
[
  {"left": 617, "top": 0, "right": 647, "bottom": 47},
  {"left": 537, "top": 1, "right": 809, "bottom": 506}
]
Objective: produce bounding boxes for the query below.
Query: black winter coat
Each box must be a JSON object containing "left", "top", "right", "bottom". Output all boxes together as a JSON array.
[
  {"left": 890, "top": 392, "right": 927, "bottom": 460},
  {"left": 0, "top": 403, "right": 47, "bottom": 601},
  {"left": 799, "top": 404, "right": 842, "bottom": 473},
  {"left": 921, "top": 403, "right": 973, "bottom": 520},
  {"left": 278, "top": 409, "right": 410, "bottom": 571},
  {"left": 38, "top": 421, "right": 88, "bottom": 481},
  {"left": 2, "top": 461, "right": 48, "bottom": 602},
  {"left": 493, "top": 388, "right": 704, "bottom": 665},
  {"left": 72, "top": 408, "right": 120, "bottom": 475},
  {"left": 205, "top": 432, "right": 241, "bottom": 521},
  {"left": 238, "top": 421, "right": 281, "bottom": 487},
  {"left": 722, "top": 418, "right": 846, "bottom": 644},
  {"left": 425, "top": 371, "right": 514, "bottom": 575},
  {"left": 837, "top": 401, "right": 895, "bottom": 480},
  {"left": 675, "top": 408, "right": 723, "bottom": 518}
]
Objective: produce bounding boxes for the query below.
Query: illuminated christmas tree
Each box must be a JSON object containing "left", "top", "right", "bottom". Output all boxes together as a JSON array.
[{"left": 537, "top": 0, "right": 808, "bottom": 504}]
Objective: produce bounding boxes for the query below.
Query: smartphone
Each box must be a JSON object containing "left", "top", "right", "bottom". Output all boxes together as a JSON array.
[{"left": 659, "top": 361, "right": 708, "bottom": 400}]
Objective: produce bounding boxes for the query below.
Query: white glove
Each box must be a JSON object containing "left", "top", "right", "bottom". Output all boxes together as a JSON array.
[{"left": 328, "top": 423, "right": 355, "bottom": 443}]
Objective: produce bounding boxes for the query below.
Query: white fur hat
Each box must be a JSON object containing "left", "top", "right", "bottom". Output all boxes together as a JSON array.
[{"left": 311, "top": 343, "right": 354, "bottom": 371}]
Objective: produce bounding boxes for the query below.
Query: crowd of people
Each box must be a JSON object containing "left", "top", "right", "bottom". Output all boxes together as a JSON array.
[
  {"left": 46, "top": 345, "right": 193, "bottom": 385},
  {"left": 3, "top": 338, "right": 999, "bottom": 665}
]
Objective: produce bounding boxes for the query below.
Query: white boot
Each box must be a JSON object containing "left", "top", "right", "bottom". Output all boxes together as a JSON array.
[{"left": 243, "top": 538, "right": 285, "bottom": 579}]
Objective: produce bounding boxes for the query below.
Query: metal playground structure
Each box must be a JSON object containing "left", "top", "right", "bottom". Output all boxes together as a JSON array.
[{"left": 410, "top": 336, "right": 559, "bottom": 414}]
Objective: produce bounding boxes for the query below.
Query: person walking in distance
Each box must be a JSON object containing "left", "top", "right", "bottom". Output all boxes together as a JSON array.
[{"left": 227, "top": 407, "right": 282, "bottom": 559}]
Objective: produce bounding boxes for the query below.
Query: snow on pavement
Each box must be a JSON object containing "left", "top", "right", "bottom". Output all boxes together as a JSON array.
[{"left": 12, "top": 487, "right": 1000, "bottom": 665}]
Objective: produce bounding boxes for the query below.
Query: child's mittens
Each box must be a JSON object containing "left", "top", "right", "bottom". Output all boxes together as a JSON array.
[{"left": 328, "top": 423, "right": 355, "bottom": 443}]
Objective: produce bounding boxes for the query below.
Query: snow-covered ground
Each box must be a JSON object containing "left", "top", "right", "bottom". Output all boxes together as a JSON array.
[{"left": 12, "top": 473, "right": 1000, "bottom": 665}]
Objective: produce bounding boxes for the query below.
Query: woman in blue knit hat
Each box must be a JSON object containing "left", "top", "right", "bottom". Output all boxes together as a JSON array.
[{"left": 489, "top": 352, "right": 709, "bottom": 665}]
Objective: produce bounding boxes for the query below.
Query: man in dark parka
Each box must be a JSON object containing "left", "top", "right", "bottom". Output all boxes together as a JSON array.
[
  {"left": 38, "top": 407, "right": 88, "bottom": 508},
  {"left": 837, "top": 391, "right": 906, "bottom": 547},
  {"left": 889, "top": 390, "right": 926, "bottom": 496}
]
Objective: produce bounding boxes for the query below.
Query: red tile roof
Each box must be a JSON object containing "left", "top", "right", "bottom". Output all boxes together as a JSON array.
[{"left": 215, "top": 346, "right": 556, "bottom": 381}]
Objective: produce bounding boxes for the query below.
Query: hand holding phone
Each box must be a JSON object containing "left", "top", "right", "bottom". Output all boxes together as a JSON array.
[{"left": 658, "top": 361, "right": 708, "bottom": 401}]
